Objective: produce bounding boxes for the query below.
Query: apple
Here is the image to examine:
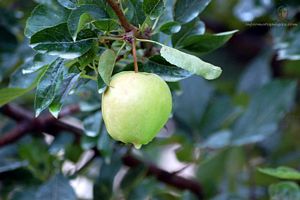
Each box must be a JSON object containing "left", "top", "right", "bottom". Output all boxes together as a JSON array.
[{"left": 102, "top": 71, "right": 172, "bottom": 149}]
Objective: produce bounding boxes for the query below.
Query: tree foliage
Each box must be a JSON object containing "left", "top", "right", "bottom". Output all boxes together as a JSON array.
[{"left": 0, "top": 0, "right": 300, "bottom": 199}]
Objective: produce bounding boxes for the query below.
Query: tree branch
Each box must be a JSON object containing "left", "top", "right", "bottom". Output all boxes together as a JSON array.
[
  {"left": 106, "top": 0, "right": 137, "bottom": 32},
  {"left": 122, "top": 155, "right": 203, "bottom": 199},
  {"left": 0, "top": 104, "right": 204, "bottom": 199}
]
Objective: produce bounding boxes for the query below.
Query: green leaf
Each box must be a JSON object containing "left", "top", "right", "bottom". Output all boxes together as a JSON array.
[
  {"left": 172, "top": 19, "right": 205, "bottom": 47},
  {"left": 259, "top": 167, "right": 300, "bottom": 180},
  {"left": 238, "top": 50, "right": 272, "bottom": 93},
  {"left": 67, "top": 4, "right": 108, "bottom": 40},
  {"left": 269, "top": 182, "right": 300, "bottom": 200},
  {"left": 178, "top": 30, "right": 238, "bottom": 55},
  {"left": 174, "top": 76, "right": 214, "bottom": 129},
  {"left": 98, "top": 49, "right": 116, "bottom": 85},
  {"left": 97, "top": 75, "right": 107, "bottom": 94},
  {"left": 0, "top": 67, "right": 47, "bottom": 107},
  {"left": 36, "top": 174, "right": 76, "bottom": 200},
  {"left": 94, "top": 155, "right": 122, "bottom": 199},
  {"left": 49, "top": 73, "right": 80, "bottom": 118},
  {"left": 21, "top": 54, "right": 57, "bottom": 74},
  {"left": 34, "top": 58, "right": 65, "bottom": 117},
  {"left": 30, "top": 23, "right": 97, "bottom": 59},
  {"left": 57, "top": 0, "right": 77, "bottom": 9},
  {"left": 143, "top": 0, "right": 164, "bottom": 19},
  {"left": 159, "top": 21, "right": 181, "bottom": 35},
  {"left": 93, "top": 19, "right": 119, "bottom": 32},
  {"left": 232, "top": 80, "right": 297, "bottom": 145},
  {"left": 160, "top": 45, "right": 222, "bottom": 80},
  {"left": 25, "top": 2, "right": 70, "bottom": 38},
  {"left": 174, "top": 0, "right": 211, "bottom": 23},
  {"left": 143, "top": 55, "right": 192, "bottom": 82},
  {"left": 83, "top": 112, "right": 102, "bottom": 137},
  {"left": 274, "top": 25, "right": 300, "bottom": 60},
  {"left": 126, "top": 0, "right": 146, "bottom": 26}
]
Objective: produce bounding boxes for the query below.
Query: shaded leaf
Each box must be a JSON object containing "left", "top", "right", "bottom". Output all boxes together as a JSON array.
[
  {"left": 36, "top": 174, "right": 76, "bottom": 200},
  {"left": 232, "top": 80, "right": 297, "bottom": 145},
  {"left": 159, "top": 21, "right": 181, "bottom": 35},
  {"left": 174, "top": 0, "right": 211, "bottom": 23},
  {"left": 143, "top": 0, "right": 164, "bottom": 19},
  {"left": 25, "top": 2, "right": 70, "bottom": 38},
  {"left": 172, "top": 19, "right": 205, "bottom": 47},
  {"left": 178, "top": 30, "right": 238, "bottom": 55},
  {"left": 238, "top": 50, "right": 272, "bottom": 93},
  {"left": 30, "top": 23, "right": 97, "bottom": 59},
  {"left": 83, "top": 112, "right": 102, "bottom": 137},
  {"left": 93, "top": 19, "right": 119, "bottom": 32},
  {"left": 49, "top": 72, "right": 80, "bottom": 117},
  {"left": 67, "top": 4, "right": 108, "bottom": 40},
  {"left": 143, "top": 55, "right": 192, "bottom": 82},
  {"left": 57, "top": 0, "right": 77, "bottom": 9},
  {"left": 0, "top": 67, "right": 47, "bottom": 107},
  {"left": 34, "top": 58, "right": 65, "bottom": 117}
]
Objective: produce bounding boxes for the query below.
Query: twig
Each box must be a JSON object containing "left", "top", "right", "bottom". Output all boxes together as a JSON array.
[
  {"left": 122, "top": 155, "right": 203, "bottom": 199},
  {"left": 106, "top": 0, "right": 137, "bottom": 32},
  {"left": 132, "top": 38, "right": 139, "bottom": 73}
]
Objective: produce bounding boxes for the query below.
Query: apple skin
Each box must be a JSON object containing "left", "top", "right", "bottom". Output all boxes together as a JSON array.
[{"left": 102, "top": 71, "right": 172, "bottom": 149}]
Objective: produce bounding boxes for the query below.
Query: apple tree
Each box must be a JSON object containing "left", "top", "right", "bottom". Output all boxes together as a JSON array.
[{"left": 0, "top": 0, "right": 300, "bottom": 199}]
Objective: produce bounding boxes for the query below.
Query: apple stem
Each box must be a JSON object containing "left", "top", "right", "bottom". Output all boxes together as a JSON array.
[{"left": 132, "top": 38, "right": 139, "bottom": 73}]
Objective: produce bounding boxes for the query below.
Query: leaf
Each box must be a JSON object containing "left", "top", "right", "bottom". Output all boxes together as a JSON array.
[
  {"left": 143, "top": 0, "right": 164, "bottom": 19},
  {"left": 174, "top": 76, "right": 214, "bottom": 129},
  {"left": 49, "top": 73, "right": 80, "bottom": 118},
  {"left": 177, "top": 30, "right": 238, "bottom": 55},
  {"left": 143, "top": 55, "right": 192, "bottom": 82},
  {"left": 93, "top": 19, "right": 119, "bottom": 32},
  {"left": 30, "top": 23, "right": 97, "bottom": 59},
  {"left": 83, "top": 112, "right": 102, "bottom": 137},
  {"left": 238, "top": 50, "right": 272, "bottom": 93},
  {"left": 36, "top": 174, "right": 76, "bottom": 200},
  {"left": 98, "top": 49, "right": 116, "bottom": 85},
  {"left": 160, "top": 45, "right": 222, "bottom": 80},
  {"left": 0, "top": 67, "right": 47, "bottom": 107},
  {"left": 67, "top": 4, "right": 108, "bottom": 40},
  {"left": 34, "top": 58, "right": 65, "bottom": 117},
  {"left": 0, "top": 161, "right": 28, "bottom": 173},
  {"left": 269, "top": 182, "right": 300, "bottom": 200},
  {"left": 21, "top": 54, "right": 57, "bottom": 74},
  {"left": 94, "top": 155, "right": 122, "bottom": 199},
  {"left": 258, "top": 167, "right": 300, "bottom": 180},
  {"left": 159, "top": 21, "right": 181, "bottom": 35},
  {"left": 275, "top": 26, "right": 300, "bottom": 60},
  {"left": 127, "top": 0, "right": 146, "bottom": 26},
  {"left": 174, "top": 0, "right": 211, "bottom": 23},
  {"left": 57, "top": 0, "right": 77, "bottom": 9},
  {"left": 172, "top": 19, "right": 205, "bottom": 47},
  {"left": 25, "top": 2, "right": 70, "bottom": 38},
  {"left": 232, "top": 80, "right": 297, "bottom": 145}
]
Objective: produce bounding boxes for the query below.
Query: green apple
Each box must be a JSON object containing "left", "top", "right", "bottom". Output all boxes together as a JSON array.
[{"left": 102, "top": 71, "right": 172, "bottom": 149}]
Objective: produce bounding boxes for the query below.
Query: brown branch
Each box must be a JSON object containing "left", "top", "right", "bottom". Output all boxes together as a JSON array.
[
  {"left": 0, "top": 104, "right": 204, "bottom": 199},
  {"left": 106, "top": 0, "right": 137, "bottom": 32},
  {"left": 122, "top": 155, "right": 203, "bottom": 199},
  {"left": 132, "top": 38, "right": 139, "bottom": 73}
]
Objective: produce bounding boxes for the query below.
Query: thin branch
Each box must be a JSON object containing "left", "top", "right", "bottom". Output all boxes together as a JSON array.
[
  {"left": 0, "top": 104, "right": 204, "bottom": 198},
  {"left": 106, "top": 0, "right": 137, "bottom": 32},
  {"left": 122, "top": 155, "right": 203, "bottom": 199},
  {"left": 132, "top": 38, "right": 139, "bottom": 73}
]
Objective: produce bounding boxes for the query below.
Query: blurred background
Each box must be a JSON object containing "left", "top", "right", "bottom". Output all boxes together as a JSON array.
[{"left": 0, "top": 0, "right": 300, "bottom": 199}]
